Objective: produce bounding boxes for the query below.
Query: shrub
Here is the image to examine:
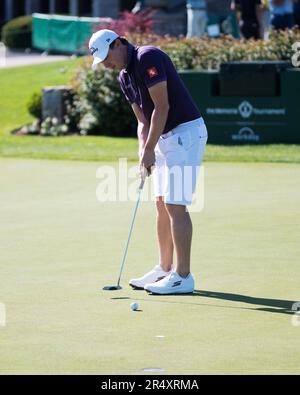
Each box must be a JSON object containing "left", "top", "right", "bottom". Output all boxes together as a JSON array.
[
  {"left": 69, "top": 59, "right": 136, "bottom": 136},
  {"left": 40, "top": 117, "right": 69, "bottom": 137},
  {"left": 1, "top": 16, "right": 32, "bottom": 49},
  {"left": 27, "top": 92, "right": 42, "bottom": 119},
  {"left": 97, "top": 9, "right": 156, "bottom": 36}
]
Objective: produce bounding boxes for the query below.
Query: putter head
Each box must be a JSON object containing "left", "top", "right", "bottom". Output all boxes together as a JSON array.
[{"left": 103, "top": 285, "right": 122, "bottom": 291}]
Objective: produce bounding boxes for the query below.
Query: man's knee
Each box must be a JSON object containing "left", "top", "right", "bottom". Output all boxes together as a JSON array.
[{"left": 156, "top": 196, "right": 167, "bottom": 214}]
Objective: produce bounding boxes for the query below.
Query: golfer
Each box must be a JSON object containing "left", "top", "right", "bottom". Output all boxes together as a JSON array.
[{"left": 89, "top": 29, "right": 208, "bottom": 294}]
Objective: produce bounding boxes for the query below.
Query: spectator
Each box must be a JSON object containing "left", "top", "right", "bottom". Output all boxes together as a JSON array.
[
  {"left": 269, "top": 0, "right": 296, "bottom": 30},
  {"left": 294, "top": 0, "right": 300, "bottom": 26},
  {"left": 207, "top": 0, "right": 232, "bottom": 17},
  {"left": 206, "top": 0, "right": 233, "bottom": 36},
  {"left": 232, "top": 0, "right": 263, "bottom": 39},
  {"left": 186, "top": 0, "right": 208, "bottom": 38},
  {"left": 261, "top": 0, "right": 272, "bottom": 39}
]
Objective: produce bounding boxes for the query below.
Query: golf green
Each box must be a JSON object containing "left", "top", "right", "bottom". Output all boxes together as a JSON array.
[{"left": 0, "top": 158, "right": 299, "bottom": 374}]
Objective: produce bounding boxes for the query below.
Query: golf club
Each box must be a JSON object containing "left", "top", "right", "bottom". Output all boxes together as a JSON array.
[{"left": 103, "top": 171, "right": 147, "bottom": 291}]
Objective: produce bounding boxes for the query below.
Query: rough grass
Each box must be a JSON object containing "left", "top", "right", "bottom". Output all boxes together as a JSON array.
[{"left": 0, "top": 59, "right": 81, "bottom": 137}]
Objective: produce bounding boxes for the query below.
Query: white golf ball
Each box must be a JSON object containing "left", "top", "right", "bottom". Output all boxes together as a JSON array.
[{"left": 130, "top": 302, "right": 139, "bottom": 311}]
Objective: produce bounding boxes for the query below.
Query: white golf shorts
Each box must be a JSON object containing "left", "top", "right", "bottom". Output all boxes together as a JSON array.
[{"left": 153, "top": 117, "right": 208, "bottom": 206}]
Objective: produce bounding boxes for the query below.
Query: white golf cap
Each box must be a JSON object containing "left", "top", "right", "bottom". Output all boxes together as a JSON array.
[{"left": 89, "top": 29, "right": 119, "bottom": 70}]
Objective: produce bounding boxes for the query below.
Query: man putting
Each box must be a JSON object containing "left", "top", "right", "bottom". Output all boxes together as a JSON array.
[{"left": 89, "top": 29, "right": 208, "bottom": 295}]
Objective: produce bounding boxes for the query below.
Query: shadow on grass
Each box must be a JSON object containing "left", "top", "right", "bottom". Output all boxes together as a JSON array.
[
  {"left": 111, "top": 290, "right": 298, "bottom": 316},
  {"left": 192, "top": 290, "right": 298, "bottom": 316}
]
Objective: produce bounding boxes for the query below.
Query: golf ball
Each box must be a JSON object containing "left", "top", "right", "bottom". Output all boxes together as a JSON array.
[{"left": 130, "top": 302, "right": 139, "bottom": 311}]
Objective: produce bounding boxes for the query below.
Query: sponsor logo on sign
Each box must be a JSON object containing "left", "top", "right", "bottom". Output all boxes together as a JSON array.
[
  {"left": 238, "top": 101, "right": 253, "bottom": 118},
  {"left": 232, "top": 127, "right": 260, "bottom": 142},
  {"left": 206, "top": 101, "right": 286, "bottom": 118},
  {"left": 147, "top": 67, "right": 158, "bottom": 78}
]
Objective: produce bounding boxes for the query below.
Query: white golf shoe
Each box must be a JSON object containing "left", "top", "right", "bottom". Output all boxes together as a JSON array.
[
  {"left": 144, "top": 271, "right": 195, "bottom": 295},
  {"left": 129, "top": 265, "right": 172, "bottom": 290}
]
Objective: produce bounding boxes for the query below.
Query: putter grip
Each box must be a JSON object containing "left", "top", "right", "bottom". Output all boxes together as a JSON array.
[
  {"left": 139, "top": 166, "right": 149, "bottom": 190},
  {"left": 139, "top": 177, "right": 145, "bottom": 190}
]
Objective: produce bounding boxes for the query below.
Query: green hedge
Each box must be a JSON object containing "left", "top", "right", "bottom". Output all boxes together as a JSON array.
[
  {"left": 68, "top": 62, "right": 136, "bottom": 136},
  {"left": 2, "top": 16, "right": 32, "bottom": 49},
  {"left": 129, "top": 29, "right": 300, "bottom": 70}
]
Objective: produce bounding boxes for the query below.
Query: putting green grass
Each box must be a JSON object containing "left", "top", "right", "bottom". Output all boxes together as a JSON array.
[{"left": 0, "top": 158, "right": 299, "bottom": 374}]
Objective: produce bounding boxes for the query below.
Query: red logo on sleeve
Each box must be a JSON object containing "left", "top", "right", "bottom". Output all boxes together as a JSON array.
[{"left": 147, "top": 67, "right": 158, "bottom": 78}]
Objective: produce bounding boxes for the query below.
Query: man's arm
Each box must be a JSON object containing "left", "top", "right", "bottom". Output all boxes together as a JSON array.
[
  {"left": 144, "top": 80, "right": 169, "bottom": 151},
  {"left": 131, "top": 103, "right": 149, "bottom": 158},
  {"left": 141, "top": 81, "right": 170, "bottom": 173}
]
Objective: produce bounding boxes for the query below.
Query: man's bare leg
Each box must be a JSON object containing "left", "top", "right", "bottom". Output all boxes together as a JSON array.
[
  {"left": 165, "top": 204, "right": 192, "bottom": 278},
  {"left": 156, "top": 197, "right": 173, "bottom": 272}
]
